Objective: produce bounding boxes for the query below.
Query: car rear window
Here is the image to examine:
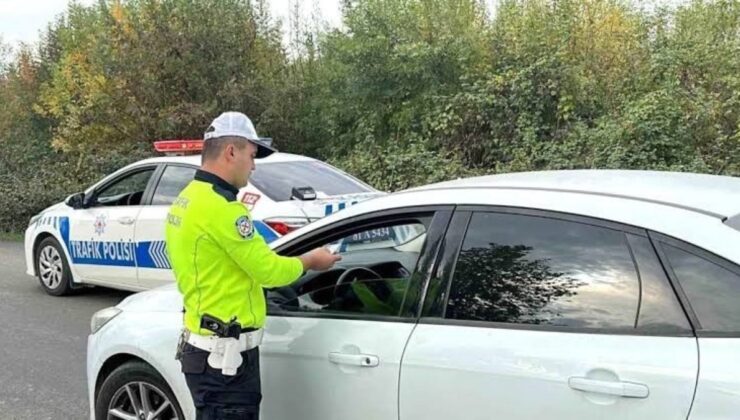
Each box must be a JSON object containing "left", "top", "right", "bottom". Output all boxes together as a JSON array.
[{"left": 249, "top": 161, "right": 371, "bottom": 201}]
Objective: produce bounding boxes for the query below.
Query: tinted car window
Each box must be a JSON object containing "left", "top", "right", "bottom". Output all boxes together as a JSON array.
[
  {"left": 446, "top": 212, "right": 639, "bottom": 329},
  {"left": 664, "top": 244, "right": 740, "bottom": 333},
  {"left": 268, "top": 219, "right": 430, "bottom": 318},
  {"left": 96, "top": 169, "right": 154, "bottom": 206},
  {"left": 249, "top": 161, "right": 371, "bottom": 201},
  {"left": 152, "top": 166, "right": 197, "bottom": 205},
  {"left": 627, "top": 235, "right": 691, "bottom": 333}
]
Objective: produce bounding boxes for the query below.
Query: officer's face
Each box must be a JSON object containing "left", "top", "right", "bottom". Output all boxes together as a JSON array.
[{"left": 232, "top": 141, "right": 257, "bottom": 188}]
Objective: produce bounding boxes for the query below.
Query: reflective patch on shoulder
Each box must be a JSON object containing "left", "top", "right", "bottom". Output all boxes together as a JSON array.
[
  {"left": 167, "top": 213, "right": 182, "bottom": 227},
  {"left": 235, "top": 215, "right": 254, "bottom": 239},
  {"left": 172, "top": 197, "right": 190, "bottom": 209}
]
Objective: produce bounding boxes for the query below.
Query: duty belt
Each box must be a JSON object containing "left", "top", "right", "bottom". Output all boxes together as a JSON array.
[{"left": 184, "top": 329, "right": 263, "bottom": 376}]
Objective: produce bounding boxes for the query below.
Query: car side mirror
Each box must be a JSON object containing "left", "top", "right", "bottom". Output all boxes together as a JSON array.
[
  {"left": 83, "top": 193, "right": 98, "bottom": 208},
  {"left": 291, "top": 186, "right": 317, "bottom": 201},
  {"left": 65, "top": 192, "right": 85, "bottom": 209}
]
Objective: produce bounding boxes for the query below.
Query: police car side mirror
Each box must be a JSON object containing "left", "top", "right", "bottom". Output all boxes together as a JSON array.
[
  {"left": 83, "top": 193, "right": 99, "bottom": 208},
  {"left": 65, "top": 192, "right": 85, "bottom": 209},
  {"left": 291, "top": 186, "right": 316, "bottom": 201}
]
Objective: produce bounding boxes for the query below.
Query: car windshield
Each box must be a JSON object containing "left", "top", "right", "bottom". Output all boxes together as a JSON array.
[{"left": 249, "top": 161, "right": 371, "bottom": 201}]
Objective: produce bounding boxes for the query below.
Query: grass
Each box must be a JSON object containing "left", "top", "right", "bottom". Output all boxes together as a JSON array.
[{"left": 0, "top": 231, "right": 23, "bottom": 242}]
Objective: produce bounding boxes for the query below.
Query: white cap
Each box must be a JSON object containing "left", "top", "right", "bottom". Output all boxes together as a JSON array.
[{"left": 204, "top": 111, "right": 276, "bottom": 158}]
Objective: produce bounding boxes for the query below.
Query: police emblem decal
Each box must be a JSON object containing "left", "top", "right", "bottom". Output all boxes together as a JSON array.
[
  {"left": 94, "top": 213, "right": 107, "bottom": 236},
  {"left": 235, "top": 215, "right": 254, "bottom": 239}
]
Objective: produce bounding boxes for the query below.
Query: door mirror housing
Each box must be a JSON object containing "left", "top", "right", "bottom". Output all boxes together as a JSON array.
[
  {"left": 83, "top": 193, "right": 98, "bottom": 208},
  {"left": 65, "top": 192, "right": 86, "bottom": 209}
]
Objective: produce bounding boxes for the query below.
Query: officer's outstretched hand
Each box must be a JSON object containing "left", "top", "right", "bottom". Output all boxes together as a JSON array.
[{"left": 300, "top": 247, "right": 342, "bottom": 271}]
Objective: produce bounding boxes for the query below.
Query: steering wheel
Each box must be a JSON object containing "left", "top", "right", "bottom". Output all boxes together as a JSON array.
[
  {"left": 125, "top": 191, "right": 143, "bottom": 206},
  {"left": 334, "top": 267, "right": 383, "bottom": 298}
]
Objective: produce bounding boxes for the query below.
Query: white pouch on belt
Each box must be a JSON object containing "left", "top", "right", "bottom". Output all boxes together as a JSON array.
[
  {"left": 187, "top": 329, "right": 263, "bottom": 376},
  {"left": 207, "top": 337, "right": 243, "bottom": 376}
]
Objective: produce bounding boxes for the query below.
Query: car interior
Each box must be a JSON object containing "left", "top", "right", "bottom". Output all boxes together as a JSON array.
[
  {"left": 96, "top": 190, "right": 145, "bottom": 207},
  {"left": 268, "top": 223, "right": 428, "bottom": 316},
  {"left": 92, "top": 169, "right": 154, "bottom": 207}
]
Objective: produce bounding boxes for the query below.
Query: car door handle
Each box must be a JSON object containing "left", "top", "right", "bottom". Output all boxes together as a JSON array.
[
  {"left": 328, "top": 352, "right": 379, "bottom": 367},
  {"left": 117, "top": 217, "right": 135, "bottom": 225},
  {"left": 568, "top": 377, "right": 649, "bottom": 398}
]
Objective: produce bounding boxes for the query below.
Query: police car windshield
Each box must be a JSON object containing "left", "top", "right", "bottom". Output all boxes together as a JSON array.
[{"left": 249, "top": 161, "right": 371, "bottom": 201}]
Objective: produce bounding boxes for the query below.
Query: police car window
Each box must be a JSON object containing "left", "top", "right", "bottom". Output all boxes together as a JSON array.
[
  {"left": 663, "top": 244, "right": 740, "bottom": 333},
  {"left": 267, "top": 218, "right": 431, "bottom": 318},
  {"left": 95, "top": 169, "right": 154, "bottom": 207},
  {"left": 152, "top": 166, "right": 197, "bottom": 205},
  {"left": 249, "top": 161, "right": 371, "bottom": 201},
  {"left": 446, "top": 212, "right": 640, "bottom": 329}
]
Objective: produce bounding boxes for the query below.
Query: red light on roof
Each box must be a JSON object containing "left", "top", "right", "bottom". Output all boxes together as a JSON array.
[{"left": 153, "top": 139, "right": 204, "bottom": 154}]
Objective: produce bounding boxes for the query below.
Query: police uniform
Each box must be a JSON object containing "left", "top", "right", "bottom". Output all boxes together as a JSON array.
[{"left": 165, "top": 113, "right": 304, "bottom": 419}]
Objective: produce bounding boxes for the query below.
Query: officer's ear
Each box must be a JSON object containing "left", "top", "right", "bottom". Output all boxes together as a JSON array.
[{"left": 224, "top": 142, "right": 237, "bottom": 162}]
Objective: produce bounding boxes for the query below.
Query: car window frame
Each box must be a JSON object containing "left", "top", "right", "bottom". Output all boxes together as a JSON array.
[
  {"left": 88, "top": 164, "right": 160, "bottom": 208},
  {"left": 270, "top": 205, "right": 454, "bottom": 323},
  {"left": 419, "top": 205, "right": 694, "bottom": 338},
  {"left": 651, "top": 231, "right": 740, "bottom": 338},
  {"left": 147, "top": 163, "right": 198, "bottom": 206}
]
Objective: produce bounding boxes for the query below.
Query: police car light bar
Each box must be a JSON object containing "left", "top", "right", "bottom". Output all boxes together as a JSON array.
[{"left": 153, "top": 139, "right": 204, "bottom": 155}]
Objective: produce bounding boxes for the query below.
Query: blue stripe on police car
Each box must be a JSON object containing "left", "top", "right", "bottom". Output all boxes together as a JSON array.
[
  {"left": 324, "top": 201, "right": 359, "bottom": 216},
  {"left": 56, "top": 216, "right": 277, "bottom": 269}
]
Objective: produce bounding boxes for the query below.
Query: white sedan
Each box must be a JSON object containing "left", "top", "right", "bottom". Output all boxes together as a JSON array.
[
  {"left": 24, "top": 141, "right": 382, "bottom": 295},
  {"left": 87, "top": 170, "right": 740, "bottom": 420}
]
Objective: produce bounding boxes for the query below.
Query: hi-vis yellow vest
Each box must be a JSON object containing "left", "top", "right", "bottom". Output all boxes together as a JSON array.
[{"left": 165, "top": 170, "right": 303, "bottom": 334}]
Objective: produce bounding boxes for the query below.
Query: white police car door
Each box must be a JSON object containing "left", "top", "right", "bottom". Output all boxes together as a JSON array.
[
  {"left": 261, "top": 208, "right": 451, "bottom": 420},
  {"left": 68, "top": 166, "right": 156, "bottom": 288},
  {"left": 400, "top": 210, "right": 698, "bottom": 420},
  {"left": 134, "top": 164, "right": 197, "bottom": 289}
]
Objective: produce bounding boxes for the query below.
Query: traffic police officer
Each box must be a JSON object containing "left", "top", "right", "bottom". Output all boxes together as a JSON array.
[{"left": 165, "top": 111, "right": 340, "bottom": 419}]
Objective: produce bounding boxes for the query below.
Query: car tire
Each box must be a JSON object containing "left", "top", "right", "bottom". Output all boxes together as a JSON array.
[
  {"left": 35, "top": 236, "right": 76, "bottom": 296},
  {"left": 95, "top": 361, "right": 185, "bottom": 420}
]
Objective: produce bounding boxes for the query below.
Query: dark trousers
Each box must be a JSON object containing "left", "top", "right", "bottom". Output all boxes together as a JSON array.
[{"left": 179, "top": 343, "right": 262, "bottom": 420}]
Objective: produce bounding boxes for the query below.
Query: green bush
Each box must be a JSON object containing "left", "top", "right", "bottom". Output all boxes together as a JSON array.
[{"left": 331, "top": 138, "right": 480, "bottom": 192}]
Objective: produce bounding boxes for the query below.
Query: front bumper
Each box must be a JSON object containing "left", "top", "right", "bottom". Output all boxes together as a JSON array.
[{"left": 24, "top": 224, "right": 36, "bottom": 277}]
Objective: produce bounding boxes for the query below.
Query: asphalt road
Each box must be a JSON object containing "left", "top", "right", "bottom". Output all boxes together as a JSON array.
[{"left": 0, "top": 241, "right": 132, "bottom": 420}]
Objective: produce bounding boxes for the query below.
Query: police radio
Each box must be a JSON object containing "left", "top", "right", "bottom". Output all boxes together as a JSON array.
[{"left": 200, "top": 314, "right": 242, "bottom": 339}]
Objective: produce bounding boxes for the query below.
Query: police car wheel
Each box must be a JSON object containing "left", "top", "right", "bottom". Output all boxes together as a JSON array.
[
  {"left": 96, "top": 361, "right": 184, "bottom": 420},
  {"left": 35, "top": 237, "right": 75, "bottom": 296}
]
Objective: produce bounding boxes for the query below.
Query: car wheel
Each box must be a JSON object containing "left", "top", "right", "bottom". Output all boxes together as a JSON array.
[
  {"left": 96, "top": 361, "right": 184, "bottom": 420},
  {"left": 35, "top": 236, "right": 76, "bottom": 296}
]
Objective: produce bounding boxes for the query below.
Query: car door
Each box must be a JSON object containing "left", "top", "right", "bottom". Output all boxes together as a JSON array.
[
  {"left": 652, "top": 234, "right": 740, "bottom": 419},
  {"left": 400, "top": 208, "right": 698, "bottom": 420},
  {"left": 134, "top": 164, "right": 197, "bottom": 289},
  {"left": 68, "top": 166, "right": 156, "bottom": 287},
  {"left": 260, "top": 207, "right": 452, "bottom": 420}
]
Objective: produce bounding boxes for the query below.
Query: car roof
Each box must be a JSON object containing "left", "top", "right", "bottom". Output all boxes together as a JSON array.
[
  {"left": 133, "top": 152, "right": 315, "bottom": 167},
  {"left": 269, "top": 169, "right": 740, "bottom": 266},
  {"left": 408, "top": 170, "right": 740, "bottom": 219}
]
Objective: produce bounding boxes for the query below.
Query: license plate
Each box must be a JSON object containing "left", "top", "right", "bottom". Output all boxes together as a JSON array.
[{"left": 346, "top": 227, "right": 394, "bottom": 244}]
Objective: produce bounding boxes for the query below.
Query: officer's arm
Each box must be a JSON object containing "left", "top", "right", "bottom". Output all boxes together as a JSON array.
[{"left": 213, "top": 204, "right": 303, "bottom": 287}]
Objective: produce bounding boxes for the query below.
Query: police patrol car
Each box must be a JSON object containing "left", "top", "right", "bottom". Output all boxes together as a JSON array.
[{"left": 24, "top": 139, "right": 383, "bottom": 296}]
